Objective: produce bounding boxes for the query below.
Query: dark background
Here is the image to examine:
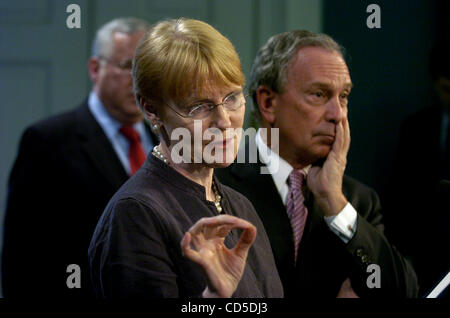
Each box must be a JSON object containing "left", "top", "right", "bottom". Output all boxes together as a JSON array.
[{"left": 323, "top": 0, "right": 448, "bottom": 202}]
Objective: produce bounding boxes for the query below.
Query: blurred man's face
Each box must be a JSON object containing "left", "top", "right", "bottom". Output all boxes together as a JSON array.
[
  {"left": 434, "top": 76, "right": 450, "bottom": 115},
  {"left": 90, "top": 31, "right": 145, "bottom": 125},
  {"left": 267, "top": 46, "right": 352, "bottom": 168}
]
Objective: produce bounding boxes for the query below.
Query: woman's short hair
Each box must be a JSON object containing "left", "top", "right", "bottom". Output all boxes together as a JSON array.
[{"left": 132, "top": 18, "right": 245, "bottom": 108}]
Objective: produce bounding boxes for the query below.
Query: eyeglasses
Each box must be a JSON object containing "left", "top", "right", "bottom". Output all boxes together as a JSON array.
[
  {"left": 99, "top": 56, "right": 132, "bottom": 72},
  {"left": 166, "top": 91, "right": 247, "bottom": 119}
]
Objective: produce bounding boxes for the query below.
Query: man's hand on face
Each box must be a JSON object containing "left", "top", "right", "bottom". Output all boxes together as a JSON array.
[{"left": 306, "top": 116, "right": 350, "bottom": 217}]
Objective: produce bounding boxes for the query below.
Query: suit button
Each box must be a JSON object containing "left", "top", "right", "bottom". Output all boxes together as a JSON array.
[
  {"left": 356, "top": 249, "right": 363, "bottom": 257},
  {"left": 361, "top": 255, "right": 369, "bottom": 264}
]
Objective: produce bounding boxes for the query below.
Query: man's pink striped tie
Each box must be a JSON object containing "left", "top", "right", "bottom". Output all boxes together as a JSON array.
[{"left": 286, "top": 169, "right": 308, "bottom": 265}]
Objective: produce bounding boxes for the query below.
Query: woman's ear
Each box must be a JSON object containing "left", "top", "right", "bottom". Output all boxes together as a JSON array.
[
  {"left": 256, "top": 85, "right": 278, "bottom": 126},
  {"left": 140, "top": 96, "right": 173, "bottom": 145},
  {"left": 140, "top": 97, "right": 160, "bottom": 125},
  {"left": 140, "top": 96, "right": 165, "bottom": 137}
]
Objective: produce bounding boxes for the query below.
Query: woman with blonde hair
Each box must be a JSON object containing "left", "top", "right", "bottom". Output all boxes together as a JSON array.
[{"left": 88, "top": 18, "right": 283, "bottom": 298}]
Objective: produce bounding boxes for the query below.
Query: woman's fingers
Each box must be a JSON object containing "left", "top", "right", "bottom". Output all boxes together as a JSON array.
[
  {"left": 233, "top": 222, "right": 257, "bottom": 258},
  {"left": 181, "top": 215, "right": 257, "bottom": 255},
  {"left": 188, "top": 215, "right": 235, "bottom": 236},
  {"left": 181, "top": 232, "right": 203, "bottom": 264},
  {"left": 181, "top": 215, "right": 257, "bottom": 298},
  {"left": 213, "top": 224, "right": 234, "bottom": 238}
]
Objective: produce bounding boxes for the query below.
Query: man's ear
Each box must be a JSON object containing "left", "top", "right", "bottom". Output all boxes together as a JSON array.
[
  {"left": 256, "top": 85, "right": 278, "bottom": 125},
  {"left": 88, "top": 57, "right": 101, "bottom": 83}
]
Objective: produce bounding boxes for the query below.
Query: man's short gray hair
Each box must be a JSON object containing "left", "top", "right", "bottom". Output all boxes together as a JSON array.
[
  {"left": 91, "top": 17, "right": 150, "bottom": 59},
  {"left": 248, "top": 30, "right": 346, "bottom": 116}
]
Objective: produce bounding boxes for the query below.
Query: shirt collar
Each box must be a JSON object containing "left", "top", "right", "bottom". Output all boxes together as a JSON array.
[
  {"left": 88, "top": 91, "right": 146, "bottom": 138},
  {"left": 88, "top": 91, "right": 122, "bottom": 140},
  {"left": 256, "top": 128, "right": 311, "bottom": 189}
]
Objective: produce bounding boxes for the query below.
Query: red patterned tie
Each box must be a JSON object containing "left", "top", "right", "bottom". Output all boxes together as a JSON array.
[
  {"left": 286, "top": 169, "right": 309, "bottom": 265},
  {"left": 119, "top": 125, "right": 146, "bottom": 175}
]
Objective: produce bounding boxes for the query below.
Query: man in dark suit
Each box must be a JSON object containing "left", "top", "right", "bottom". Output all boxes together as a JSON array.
[
  {"left": 216, "top": 30, "right": 418, "bottom": 298},
  {"left": 2, "top": 17, "right": 157, "bottom": 297},
  {"left": 385, "top": 40, "right": 450, "bottom": 296}
]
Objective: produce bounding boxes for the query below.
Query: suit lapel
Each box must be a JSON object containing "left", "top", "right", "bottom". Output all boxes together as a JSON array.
[
  {"left": 229, "top": 137, "right": 286, "bottom": 215},
  {"left": 226, "top": 139, "right": 296, "bottom": 262},
  {"left": 75, "top": 102, "right": 129, "bottom": 189},
  {"left": 229, "top": 159, "right": 285, "bottom": 209},
  {"left": 232, "top": 138, "right": 324, "bottom": 239}
]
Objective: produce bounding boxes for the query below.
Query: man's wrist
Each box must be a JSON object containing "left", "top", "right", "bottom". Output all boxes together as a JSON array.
[
  {"left": 324, "top": 202, "right": 358, "bottom": 243},
  {"left": 317, "top": 192, "right": 347, "bottom": 217}
]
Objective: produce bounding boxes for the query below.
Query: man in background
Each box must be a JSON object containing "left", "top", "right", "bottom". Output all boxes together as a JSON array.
[
  {"left": 2, "top": 17, "right": 157, "bottom": 297},
  {"left": 216, "top": 30, "right": 418, "bottom": 298}
]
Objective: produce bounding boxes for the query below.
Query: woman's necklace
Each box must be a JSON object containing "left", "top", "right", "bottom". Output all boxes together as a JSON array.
[{"left": 151, "top": 145, "right": 223, "bottom": 213}]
